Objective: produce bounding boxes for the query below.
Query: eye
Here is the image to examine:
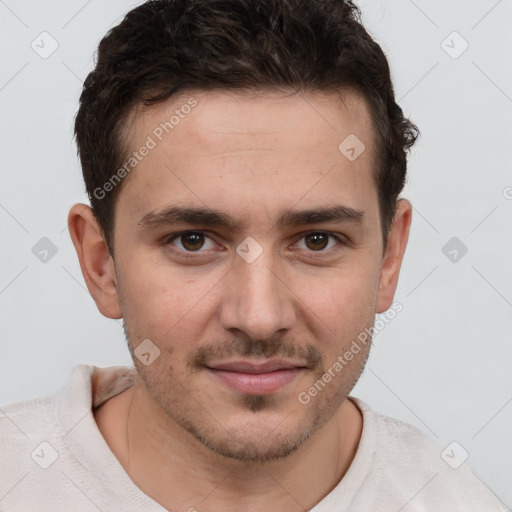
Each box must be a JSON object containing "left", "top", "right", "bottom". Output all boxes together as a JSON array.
[
  {"left": 295, "top": 232, "right": 344, "bottom": 253},
  {"left": 163, "top": 230, "right": 345, "bottom": 260},
  {"left": 166, "top": 231, "right": 216, "bottom": 255}
]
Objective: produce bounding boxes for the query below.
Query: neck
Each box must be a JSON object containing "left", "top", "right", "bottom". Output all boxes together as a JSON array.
[{"left": 93, "top": 378, "right": 363, "bottom": 512}]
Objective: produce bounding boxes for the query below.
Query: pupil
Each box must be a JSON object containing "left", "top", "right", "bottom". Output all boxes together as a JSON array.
[
  {"left": 183, "top": 232, "right": 204, "bottom": 251},
  {"left": 306, "top": 233, "right": 328, "bottom": 250}
]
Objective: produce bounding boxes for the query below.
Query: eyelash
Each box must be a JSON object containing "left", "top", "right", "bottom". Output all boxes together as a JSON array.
[{"left": 163, "top": 230, "right": 347, "bottom": 260}]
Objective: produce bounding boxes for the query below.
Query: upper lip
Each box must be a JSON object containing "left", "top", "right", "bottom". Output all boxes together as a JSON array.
[{"left": 205, "top": 359, "right": 307, "bottom": 374}]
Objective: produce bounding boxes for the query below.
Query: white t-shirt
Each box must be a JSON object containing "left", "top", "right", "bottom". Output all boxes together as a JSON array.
[{"left": 0, "top": 364, "right": 506, "bottom": 511}]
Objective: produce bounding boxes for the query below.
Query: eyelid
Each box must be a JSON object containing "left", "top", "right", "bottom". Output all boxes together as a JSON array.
[
  {"left": 293, "top": 231, "right": 346, "bottom": 250},
  {"left": 163, "top": 230, "right": 347, "bottom": 258},
  {"left": 164, "top": 230, "right": 219, "bottom": 258}
]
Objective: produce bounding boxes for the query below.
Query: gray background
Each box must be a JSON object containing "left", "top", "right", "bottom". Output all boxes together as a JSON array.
[{"left": 0, "top": 0, "right": 511, "bottom": 507}]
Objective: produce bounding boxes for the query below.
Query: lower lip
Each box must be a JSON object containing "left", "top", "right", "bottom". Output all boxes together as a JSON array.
[{"left": 206, "top": 368, "right": 303, "bottom": 395}]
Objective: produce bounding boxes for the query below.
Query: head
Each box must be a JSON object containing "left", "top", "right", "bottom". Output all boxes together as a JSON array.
[{"left": 69, "top": 0, "right": 418, "bottom": 463}]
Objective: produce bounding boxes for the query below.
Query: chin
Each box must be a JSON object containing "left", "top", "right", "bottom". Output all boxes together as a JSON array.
[{"left": 197, "top": 427, "right": 315, "bottom": 464}]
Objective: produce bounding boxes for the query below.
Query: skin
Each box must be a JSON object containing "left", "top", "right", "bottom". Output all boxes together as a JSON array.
[{"left": 68, "top": 88, "right": 412, "bottom": 511}]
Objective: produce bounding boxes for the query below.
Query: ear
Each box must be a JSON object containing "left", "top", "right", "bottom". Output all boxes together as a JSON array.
[
  {"left": 376, "top": 199, "right": 412, "bottom": 313},
  {"left": 67, "top": 203, "right": 122, "bottom": 319}
]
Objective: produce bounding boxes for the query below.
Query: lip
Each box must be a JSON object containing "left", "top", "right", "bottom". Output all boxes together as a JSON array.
[
  {"left": 206, "top": 358, "right": 307, "bottom": 373},
  {"left": 205, "top": 359, "right": 307, "bottom": 395}
]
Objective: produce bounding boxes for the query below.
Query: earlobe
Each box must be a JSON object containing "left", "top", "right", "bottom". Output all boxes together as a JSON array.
[
  {"left": 375, "top": 199, "right": 412, "bottom": 314},
  {"left": 67, "top": 203, "right": 122, "bottom": 319}
]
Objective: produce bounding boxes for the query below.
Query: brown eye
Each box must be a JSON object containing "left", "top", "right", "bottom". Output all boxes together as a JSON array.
[
  {"left": 179, "top": 232, "right": 205, "bottom": 251},
  {"left": 295, "top": 232, "right": 343, "bottom": 254},
  {"left": 304, "top": 232, "right": 329, "bottom": 251},
  {"left": 166, "top": 231, "right": 216, "bottom": 254}
]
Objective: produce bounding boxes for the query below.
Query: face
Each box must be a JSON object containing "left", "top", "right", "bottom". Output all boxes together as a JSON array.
[{"left": 105, "top": 88, "right": 392, "bottom": 462}]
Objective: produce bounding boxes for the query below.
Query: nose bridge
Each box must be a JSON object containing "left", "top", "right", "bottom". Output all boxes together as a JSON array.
[{"left": 220, "top": 245, "right": 295, "bottom": 339}]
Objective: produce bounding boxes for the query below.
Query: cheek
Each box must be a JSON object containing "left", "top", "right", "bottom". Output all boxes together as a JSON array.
[
  {"left": 118, "top": 256, "right": 222, "bottom": 343},
  {"left": 296, "top": 256, "right": 379, "bottom": 315},
  {"left": 291, "top": 261, "right": 379, "bottom": 359},
  {"left": 118, "top": 240, "right": 380, "bottom": 344}
]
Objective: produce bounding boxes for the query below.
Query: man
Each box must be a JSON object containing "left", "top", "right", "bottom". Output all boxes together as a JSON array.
[{"left": 0, "top": 0, "right": 506, "bottom": 510}]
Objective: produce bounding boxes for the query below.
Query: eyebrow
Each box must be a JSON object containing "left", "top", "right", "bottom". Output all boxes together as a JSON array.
[
  {"left": 138, "top": 205, "right": 365, "bottom": 231},
  {"left": 138, "top": 204, "right": 365, "bottom": 232}
]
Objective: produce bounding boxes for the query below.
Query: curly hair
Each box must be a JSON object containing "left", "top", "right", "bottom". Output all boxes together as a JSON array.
[{"left": 74, "top": 0, "right": 419, "bottom": 256}]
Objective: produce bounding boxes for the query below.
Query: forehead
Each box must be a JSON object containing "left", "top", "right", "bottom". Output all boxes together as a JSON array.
[
  {"left": 116, "top": 88, "right": 379, "bottom": 229},
  {"left": 124, "top": 87, "right": 375, "bottom": 156}
]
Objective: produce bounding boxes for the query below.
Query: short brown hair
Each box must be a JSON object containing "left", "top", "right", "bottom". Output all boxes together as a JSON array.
[{"left": 74, "top": 0, "right": 419, "bottom": 256}]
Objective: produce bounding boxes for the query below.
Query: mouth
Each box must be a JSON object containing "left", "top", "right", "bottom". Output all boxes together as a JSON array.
[{"left": 204, "top": 359, "right": 308, "bottom": 395}]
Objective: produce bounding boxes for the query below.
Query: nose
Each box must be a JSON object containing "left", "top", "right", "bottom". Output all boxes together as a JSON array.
[{"left": 219, "top": 250, "right": 296, "bottom": 341}]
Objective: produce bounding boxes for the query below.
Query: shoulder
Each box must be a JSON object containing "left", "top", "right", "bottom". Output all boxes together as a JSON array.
[
  {"left": 0, "top": 387, "right": 63, "bottom": 444},
  {"left": 0, "top": 384, "right": 64, "bottom": 506},
  {"left": 351, "top": 397, "right": 506, "bottom": 511},
  {"left": 0, "top": 365, "right": 96, "bottom": 472}
]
